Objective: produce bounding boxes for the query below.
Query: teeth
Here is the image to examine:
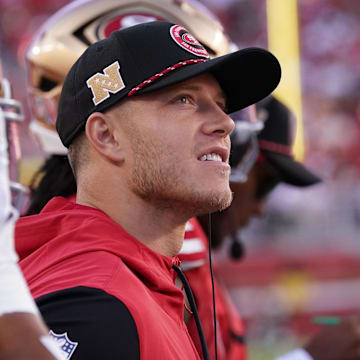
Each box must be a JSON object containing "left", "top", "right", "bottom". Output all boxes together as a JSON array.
[{"left": 200, "top": 153, "right": 222, "bottom": 162}]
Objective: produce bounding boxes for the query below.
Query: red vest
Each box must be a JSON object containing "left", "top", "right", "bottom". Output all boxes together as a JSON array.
[{"left": 16, "top": 197, "right": 201, "bottom": 360}]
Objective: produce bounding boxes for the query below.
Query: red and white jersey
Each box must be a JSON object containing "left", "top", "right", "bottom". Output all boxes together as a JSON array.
[
  {"left": 179, "top": 218, "right": 209, "bottom": 270},
  {"left": 180, "top": 218, "right": 247, "bottom": 360}
]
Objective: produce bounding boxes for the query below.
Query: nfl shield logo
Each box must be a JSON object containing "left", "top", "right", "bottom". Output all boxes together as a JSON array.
[{"left": 49, "top": 330, "right": 78, "bottom": 359}]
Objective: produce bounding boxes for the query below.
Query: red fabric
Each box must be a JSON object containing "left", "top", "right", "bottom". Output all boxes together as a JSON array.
[
  {"left": 15, "top": 197, "right": 200, "bottom": 360},
  {"left": 181, "top": 219, "right": 247, "bottom": 360},
  {"left": 178, "top": 218, "right": 208, "bottom": 266}
]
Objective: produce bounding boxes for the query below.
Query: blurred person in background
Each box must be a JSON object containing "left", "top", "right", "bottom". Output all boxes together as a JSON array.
[
  {"left": 0, "top": 62, "right": 64, "bottom": 359},
  {"left": 184, "top": 95, "right": 360, "bottom": 360},
  {"left": 13, "top": 1, "right": 360, "bottom": 360},
  {"left": 202, "top": 96, "right": 322, "bottom": 256}
]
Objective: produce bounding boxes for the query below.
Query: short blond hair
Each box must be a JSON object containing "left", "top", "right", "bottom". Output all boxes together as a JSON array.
[{"left": 67, "top": 133, "right": 88, "bottom": 181}]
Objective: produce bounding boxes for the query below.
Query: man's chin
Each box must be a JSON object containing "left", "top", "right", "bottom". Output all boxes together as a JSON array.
[
  {"left": 135, "top": 183, "right": 232, "bottom": 217},
  {"left": 191, "top": 189, "right": 233, "bottom": 216}
]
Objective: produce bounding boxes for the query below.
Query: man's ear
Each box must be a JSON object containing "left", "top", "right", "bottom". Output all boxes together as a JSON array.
[{"left": 85, "top": 112, "right": 124, "bottom": 163}]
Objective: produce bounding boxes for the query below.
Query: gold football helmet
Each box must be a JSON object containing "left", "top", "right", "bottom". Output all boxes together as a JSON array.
[{"left": 26, "top": 0, "right": 231, "bottom": 154}]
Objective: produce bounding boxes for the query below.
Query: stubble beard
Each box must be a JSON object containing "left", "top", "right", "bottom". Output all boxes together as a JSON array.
[{"left": 129, "top": 136, "right": 232, "bottom": 217}]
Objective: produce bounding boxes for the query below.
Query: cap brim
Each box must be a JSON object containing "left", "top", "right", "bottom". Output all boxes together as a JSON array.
[
  {"left": 137, "top": 47, "right": 281, "bottom": 113},
  {"left": 264, "top": 152, "right": 322, "bottom": 187}
]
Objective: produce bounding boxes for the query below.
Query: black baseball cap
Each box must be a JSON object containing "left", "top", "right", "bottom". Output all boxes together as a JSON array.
[
  {"left": 256, "top": 96, "right": 321, "bottom": 186},
  {"left": 56, "top": 21, "right": 281, "bottom": 147}
]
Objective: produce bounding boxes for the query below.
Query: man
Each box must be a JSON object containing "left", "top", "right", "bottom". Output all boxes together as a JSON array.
[{"left": 16, "top": 21, "right": 281, "bottom": 359}]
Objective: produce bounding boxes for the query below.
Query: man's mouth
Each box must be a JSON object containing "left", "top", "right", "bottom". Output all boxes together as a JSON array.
[
  {"left": 198, "top": 146, "right": 229, "bottom": 164},
  {"left": 199, "top": 153, "right": 223, "bottom": 162}
]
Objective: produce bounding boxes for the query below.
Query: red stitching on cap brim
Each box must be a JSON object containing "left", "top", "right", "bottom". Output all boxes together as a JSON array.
[{"left": 128, "top": 59, "right": 207, "bottom": 96}]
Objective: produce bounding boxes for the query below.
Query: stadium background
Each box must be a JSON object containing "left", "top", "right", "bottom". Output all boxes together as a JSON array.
[{"left": 1, "top": 0, "right": 360, "bottom": 358}]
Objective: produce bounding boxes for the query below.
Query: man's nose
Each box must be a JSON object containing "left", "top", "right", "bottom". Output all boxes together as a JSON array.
[{"left": 202, "top": 106, "right": 235, "bottom": 137}]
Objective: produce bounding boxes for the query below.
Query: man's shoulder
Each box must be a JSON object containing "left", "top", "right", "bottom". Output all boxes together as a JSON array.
[
  {"left": 16, "top": 196, "right": 134, "bottom": 261},
  {"left": 23, "top": 248, "right": 135, "bottom": 300}
]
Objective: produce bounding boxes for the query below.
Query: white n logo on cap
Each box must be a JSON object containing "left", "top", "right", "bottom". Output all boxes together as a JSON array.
[{"left": 86, "top": 61, "right": 125, "bottom": 106}]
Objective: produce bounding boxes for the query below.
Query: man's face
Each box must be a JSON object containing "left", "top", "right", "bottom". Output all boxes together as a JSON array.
[
  {"left": 109, "top": 73, "right": 234, "bottom": 216},
  {"left": 226, "top": 159, "right": 280, "bottom": 231}
]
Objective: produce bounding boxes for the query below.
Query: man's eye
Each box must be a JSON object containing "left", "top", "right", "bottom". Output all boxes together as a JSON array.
[{"left": 176, "top": 95, "right": 191, "bottom": 104}]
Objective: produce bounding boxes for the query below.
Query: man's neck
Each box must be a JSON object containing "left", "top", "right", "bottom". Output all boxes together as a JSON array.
[{"left": 76, "top": 187, "right": 188, "bottom": 257}]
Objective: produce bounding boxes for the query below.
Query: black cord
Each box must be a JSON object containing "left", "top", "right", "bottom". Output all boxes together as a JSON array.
[
  {"left": 208, "top": 214, "right": 218, "bottom": 360},
  {"left": 172, "top": 264, "right": 210, "bottom": 360}
]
